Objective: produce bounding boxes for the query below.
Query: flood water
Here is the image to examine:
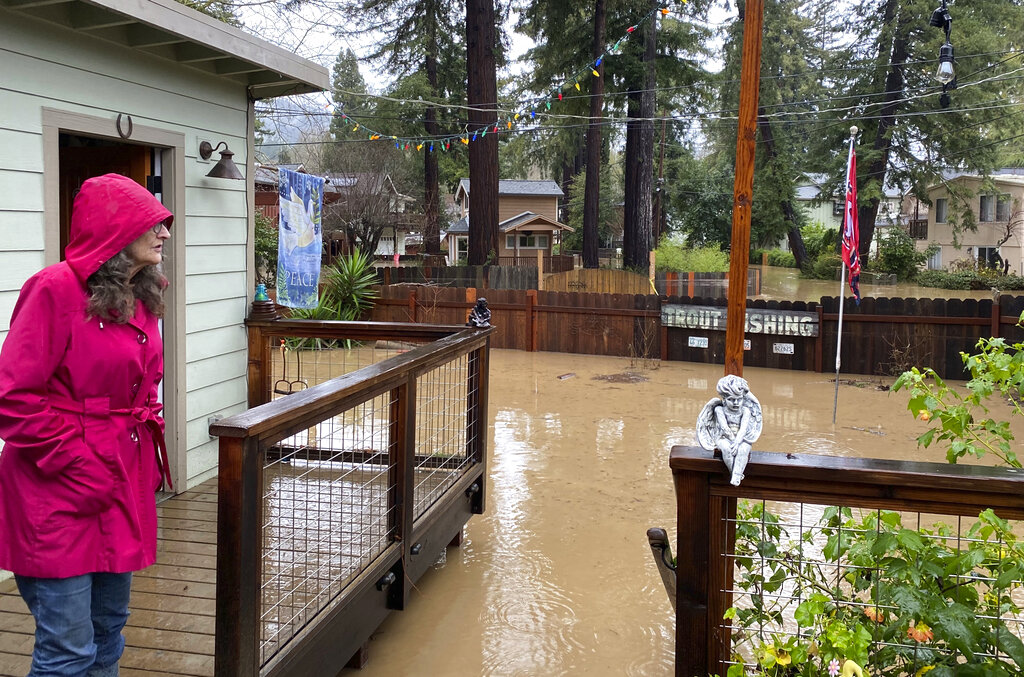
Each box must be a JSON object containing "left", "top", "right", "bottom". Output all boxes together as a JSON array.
[
  {"left": 338, "top": 348, "right": 1023, "bottom": 676},
  {"left": 756, "top": 265, "right": 995, "bottom": 302}
]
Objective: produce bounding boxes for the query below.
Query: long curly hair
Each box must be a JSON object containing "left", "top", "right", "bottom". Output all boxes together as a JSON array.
[{"left": 86, "top": 250, "right": 166, "bottom": 323}]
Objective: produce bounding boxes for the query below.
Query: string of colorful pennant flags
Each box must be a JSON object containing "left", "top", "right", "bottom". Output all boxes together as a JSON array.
[{"left": 335, "top": 4, "right": 681, "bottom": 152}]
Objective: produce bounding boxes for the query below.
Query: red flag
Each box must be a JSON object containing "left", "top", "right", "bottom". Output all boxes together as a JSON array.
[{"left": 841, "top": 142, "right": 861, "bottom": 303}]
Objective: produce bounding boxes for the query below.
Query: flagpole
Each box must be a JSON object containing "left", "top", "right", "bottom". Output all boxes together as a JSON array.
[{"left": 833, "top": 125, "right": 858, "bottom": 425}]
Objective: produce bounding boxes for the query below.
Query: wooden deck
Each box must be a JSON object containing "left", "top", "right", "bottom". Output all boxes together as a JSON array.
[{"left": 0, "top": 479, "right": 219, "bottom": 677}]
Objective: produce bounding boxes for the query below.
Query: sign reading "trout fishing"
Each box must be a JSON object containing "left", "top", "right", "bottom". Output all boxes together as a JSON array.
[{"left": 662, "top": 304, "right": 819, "bottom": 337}]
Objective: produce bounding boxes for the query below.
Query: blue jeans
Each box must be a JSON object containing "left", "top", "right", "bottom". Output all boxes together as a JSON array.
[{"left": 15, "top": 572, "right": 132, "bottom": 677}]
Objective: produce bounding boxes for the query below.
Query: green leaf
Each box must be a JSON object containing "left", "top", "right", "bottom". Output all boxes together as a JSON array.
[
  {"left": 992, "top": 627, "right": 1024, "bottom": 668},
  {"left": 934, "top": 603, "right": 979, "bottom": 660},
  {"left": 896, "top": 528, "right": 925, "bottom": 552}
]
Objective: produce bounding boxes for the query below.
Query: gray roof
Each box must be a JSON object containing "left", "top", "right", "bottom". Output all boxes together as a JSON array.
[
  {"left": 2, "top": 0, "right": 328, "bottom": 98},
  {"left": 447, "top": 216, "right": 469, "bottom": 234},
  {"left": 457, "top": 178, "right": 564, "bottom": 198}
]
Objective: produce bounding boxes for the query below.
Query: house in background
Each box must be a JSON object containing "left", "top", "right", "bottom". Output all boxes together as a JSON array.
[
  {"left": 919, "top": 171, "right": 1024, "bottom": 273},
  {"left": 444, "top": 179, "right": 573, "bottom": 266},
  {"left": 255, "top": 166, "right": 418, "bottom": 257},
  {"left": 0, "top": 0, "right": 328, "bottom": 493},
  {"left": 793, "top": 174, "right": 903, "bottom": 242}
]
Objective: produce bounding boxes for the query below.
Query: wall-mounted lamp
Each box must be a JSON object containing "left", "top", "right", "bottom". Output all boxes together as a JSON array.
[{"left": 199, "top": 141, "right": 244, "bottom": 180}]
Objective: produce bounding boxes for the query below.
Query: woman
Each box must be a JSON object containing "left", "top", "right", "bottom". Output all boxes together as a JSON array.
[{"left": 0, "top": 173, "right": 173, "bottom": 676}]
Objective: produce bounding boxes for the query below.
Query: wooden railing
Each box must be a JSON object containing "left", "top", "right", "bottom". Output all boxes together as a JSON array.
[
  {"left": 211, "top": 319, "right": 491, "bottom": 676},
  {"left": 670, "top": 446, "right": 1024, "bottom": 677},
  {"left": 496, "top": 254, "right": 575, "bottom": 272}
]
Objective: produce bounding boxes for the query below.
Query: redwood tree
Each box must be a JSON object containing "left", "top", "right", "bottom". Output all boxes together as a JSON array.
[{"left": 466, "top": 0, "right": 499, "bottom": 264}]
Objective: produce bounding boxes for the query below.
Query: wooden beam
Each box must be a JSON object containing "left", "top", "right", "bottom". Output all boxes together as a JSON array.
[{"left": 724, "top": 0, "right": 764, "bottom": 377}]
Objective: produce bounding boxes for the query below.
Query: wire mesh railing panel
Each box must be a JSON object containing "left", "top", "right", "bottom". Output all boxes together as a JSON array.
[
  {"left": 269, "top": 341, "right": 420, "bottom": 400},
  {"left": 258, "top": 389, "right": 398, "bottom": 667},
  {"left": 723, "top": 500, "right": 1024, "bottom": 675},
  {"left": 413, "top": 353, "right": 472, "bottom": 519}
]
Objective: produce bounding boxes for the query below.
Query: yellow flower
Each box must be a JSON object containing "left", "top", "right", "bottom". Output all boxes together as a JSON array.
[
  {"left": 764, "top": 644, "right": 792, "bottom": 666},
  {"left": 915, "top": 666, "right": 936, "bottom": 677},
  {"left": 842, "top": 660, "right": 867, "bottom": 677},
  {"left": 918, "top": 409, "right": 931, "bottom": 421}
]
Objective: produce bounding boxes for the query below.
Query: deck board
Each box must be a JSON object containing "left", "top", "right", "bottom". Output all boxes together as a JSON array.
[{"left": 0, "top": 479, "right": 219, "bottom": 677}]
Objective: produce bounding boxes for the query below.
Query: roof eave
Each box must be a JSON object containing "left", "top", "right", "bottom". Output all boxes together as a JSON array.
[{"left": 1, "top": 0, "right": 329, "bottom": 98}]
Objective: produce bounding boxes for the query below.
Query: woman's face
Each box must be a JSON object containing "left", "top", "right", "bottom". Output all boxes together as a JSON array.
[{"left": 127, "top": 221, "right": 170, "bottom": 274}]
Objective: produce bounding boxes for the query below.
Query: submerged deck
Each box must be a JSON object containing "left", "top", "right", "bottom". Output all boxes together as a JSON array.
[{"left": 0, "top": 479, "right": 219, "bottom": 677}]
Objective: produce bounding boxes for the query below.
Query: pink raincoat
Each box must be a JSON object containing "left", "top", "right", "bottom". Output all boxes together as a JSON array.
[{"left": 0, "top": 174, "right": 173, "bottom": 578}]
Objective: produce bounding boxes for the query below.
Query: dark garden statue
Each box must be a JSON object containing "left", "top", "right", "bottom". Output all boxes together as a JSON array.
[
  {"left": 466, "top": 297, "right": 491, "bottom": 328},
  {"left": 696, "top": 375, "right": 763, "bottom": 486}
]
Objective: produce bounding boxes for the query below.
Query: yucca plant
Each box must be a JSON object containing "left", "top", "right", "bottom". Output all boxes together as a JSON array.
[{"left": 287, "top": 251, "right": 380, "bottom": 348}]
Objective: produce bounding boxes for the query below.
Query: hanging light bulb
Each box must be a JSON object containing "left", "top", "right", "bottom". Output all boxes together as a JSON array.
[{"left": 934, "top": 43, "right": 955, "bottom": 85}]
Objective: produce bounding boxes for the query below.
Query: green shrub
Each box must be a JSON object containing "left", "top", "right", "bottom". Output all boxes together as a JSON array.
[
  {"left": 655, "top": 241, "right": 730, "bottom": 273},
  {"left": 749, "top": 248, "right": 766, "bottom": 265},
  {"left": 916, "top": 268, "right": 1024, "bottom": 291},
  {"left": 766, "top": 250, "right": 796, "bottom": 268},
  {"left": 809, "top": 253, "right": 842, "bottom": 280},
  {"left": 801, "top": 222, "right": 839, "bottom": 260},
  {"left": 254, "top": 211, "right": 278, "bottom": 285},
  {"left": 872, "top": 228, "right": 928, "bottom": 281}
]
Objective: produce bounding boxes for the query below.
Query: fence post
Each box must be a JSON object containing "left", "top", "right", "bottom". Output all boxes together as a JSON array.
[
  {"left": 674, "top": 467, "right": 710, "bottom": 676},
  {"left": 992, "top": 293, "right": 1001, "bottom": 338},
  {"left": 525, "top": 290, "right": 537, "bottom": 352},
  {"left": 408, "top": 289, "right": 417, "bottom": 323},
  {"left": 538, "top": 249, "right": 544, "bottom": 290},
  {"left": 246, "top": 324, "right": 270, "bottom": 408},
  {"left": 466, "top": 287, "right": 477, "bottom": 325},
  {"left": 467, "top": 344, "right": 489, "bottom": 514},
  {"left": 215, "top": 436, "right": 263, "bottom": 677},
  {"left": 390, "top": 379, "right": 415, "bottom": 610},
  {"left": 815, "top": 305, "right": 824, "bottom": 372}
]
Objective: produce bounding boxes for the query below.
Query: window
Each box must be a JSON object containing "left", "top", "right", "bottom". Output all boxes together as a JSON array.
[
  {"left": 832, "top": 201, "right": 843, "bottom": 217},
  {"left": 927, "top": 248, "right": 941, "bottom": 270},
  {"left": 979, "top": 194, "right": 1006, "bottom": 222},
  {"left": 976, "top": 246, "right": 1000, "bottom": 269},
  {"left": 506, "top": 233, "right": 549, "bottom": 249},
  {"left": 934, "top": 198, "right": 947, "bottom": 223},
  {"left": 997, "top": 194, "right": 1011, "bottom": 221}
]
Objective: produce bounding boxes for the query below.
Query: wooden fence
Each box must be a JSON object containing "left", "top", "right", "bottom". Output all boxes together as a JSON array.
[{"left": 367, "top": 286, "right": 1024, "bottom": 378}]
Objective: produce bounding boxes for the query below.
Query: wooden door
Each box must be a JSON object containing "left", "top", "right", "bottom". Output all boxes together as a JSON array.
[{"left": 59, "top": 144, "right": 150, "bottom": 257}]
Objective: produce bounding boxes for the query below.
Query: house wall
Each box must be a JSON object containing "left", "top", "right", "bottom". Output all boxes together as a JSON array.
[
  {"left": 498, "top": 195, "right": 559, "bottom": 223},
  {"left": 497, "top": 229, "right": 558, "bottom": 257},
  {"left": 0, "top": 9, "right": 252, "bottom": 488},
  {"left": 921, "top": 178, "right": 1024, "bottom": 274},
  {"left": 456, "top": 193, "right": 560, "bottom": 223}
]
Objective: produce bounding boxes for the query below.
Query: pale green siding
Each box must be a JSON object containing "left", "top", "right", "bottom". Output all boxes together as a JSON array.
[{"left": 0, "top": 8, "right": 253, "bottom": 486}]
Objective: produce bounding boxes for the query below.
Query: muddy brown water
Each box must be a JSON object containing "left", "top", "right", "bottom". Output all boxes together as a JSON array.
[
  {"left": 756, "top": 265, "right": 996, "bottom": 302},
  {"left": 340, "top": 348, "right": 1023, "bottom": 677}
]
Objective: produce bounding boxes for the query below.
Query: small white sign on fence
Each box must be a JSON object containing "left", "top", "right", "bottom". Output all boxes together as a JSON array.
[
  {"left": 773, "top": 342, "right": 795, "bottom": 355},
  {"left": 688, "top": 336, "right": 709, "bottom": 349},
  {"left": 744, "top": 339, "right": 751, "bottom": 350}
]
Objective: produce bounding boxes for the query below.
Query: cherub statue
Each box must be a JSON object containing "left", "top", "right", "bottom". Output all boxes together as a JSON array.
[
  {"left": 466, "top": 297, "right": 491, "bottom": 328},
  {"left": 696, "top": 375, "right": 763, "bottom": 486}
]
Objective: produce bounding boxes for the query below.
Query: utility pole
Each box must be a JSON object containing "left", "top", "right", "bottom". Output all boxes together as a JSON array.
[{"left": 724, "top": 0, "right": 764, "bottom": 377}]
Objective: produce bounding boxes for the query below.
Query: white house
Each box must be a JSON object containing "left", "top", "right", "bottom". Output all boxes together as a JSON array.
[
  {"left": 792, "top": 174, "right": 903, "bottom": 251},
  {"left": 0, "top": 0, "right": 329, "bottom": 491}
]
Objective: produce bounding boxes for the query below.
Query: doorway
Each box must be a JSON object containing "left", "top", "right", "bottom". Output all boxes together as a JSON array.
[
  {"left": 58, "top": 134, "right": 153, "bottom": 255},
  {"left": 44, "top": 109, "right": 186, "bottom": 493}
]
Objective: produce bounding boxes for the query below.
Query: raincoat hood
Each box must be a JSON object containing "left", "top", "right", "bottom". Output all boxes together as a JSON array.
[{"left": 65, "top": 173, "right": 173, "bottom": 281}]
